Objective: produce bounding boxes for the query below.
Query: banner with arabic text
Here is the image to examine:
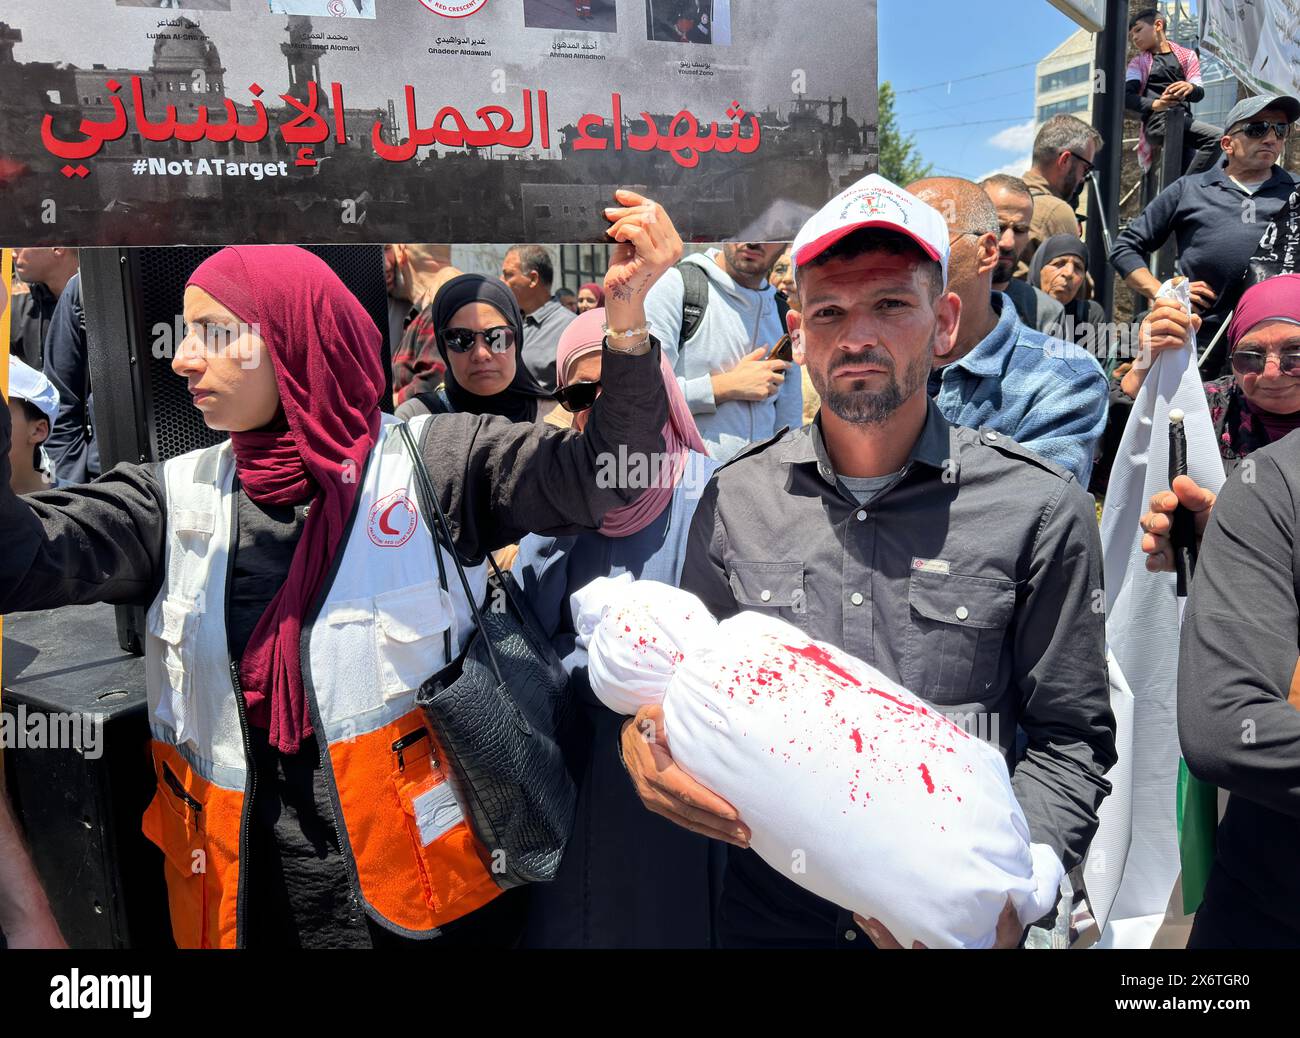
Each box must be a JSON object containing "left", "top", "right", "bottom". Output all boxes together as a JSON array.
[
  {"left": 1201, "top": 0, "right": 1300, "bottom": 101},
  {"left": 0, "top": 0, "right": 877, "bottom": 246}
]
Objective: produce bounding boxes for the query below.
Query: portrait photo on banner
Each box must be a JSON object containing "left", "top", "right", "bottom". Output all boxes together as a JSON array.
[
  {"left": 115, "top": 0, "right": 232, "bottom": 9},
  {"left": 267, "top": 0, "right": 378, "bottom": 16},
  {"left": 524, "top": 0, "right": 618, "bottom": 34},
  {"left": 645, "top": 0, "right": 731, "bottom": 45}
]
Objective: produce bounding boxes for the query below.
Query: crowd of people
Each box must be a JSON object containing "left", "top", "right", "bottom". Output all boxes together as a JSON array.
[{"left": 3, "top": 7, "right": 1300, "bottom": 950}]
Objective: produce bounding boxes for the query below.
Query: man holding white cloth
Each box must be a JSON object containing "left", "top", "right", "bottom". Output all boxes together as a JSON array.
[{"left": 619, "top": 174, "right": 1116, "bottom": 949}]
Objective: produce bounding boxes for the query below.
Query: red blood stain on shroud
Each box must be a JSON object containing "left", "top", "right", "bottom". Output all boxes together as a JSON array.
[
  {"left": 849, "top": 728, "right": 864, "bottom": 753},
  {"left": 779, "top": 641, "right": 971, "bottom": 747},
  {"left": 783, "top": 642, "right": 943, "bottom": 721},
  {"left": 784, "top": 642, "right": 860, "bottom": 687},
  {"left": 918, "top": 763, "right": 935, "bottom": 794}
]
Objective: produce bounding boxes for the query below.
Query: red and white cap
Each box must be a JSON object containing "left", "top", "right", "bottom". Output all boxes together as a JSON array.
[{"left": 792, "top": 173, "right": 950, "bottom": 285}]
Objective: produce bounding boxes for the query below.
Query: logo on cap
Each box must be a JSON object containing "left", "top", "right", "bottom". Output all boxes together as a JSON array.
[
  {"left": 842, "top": 187, "right": 910, "bottom": 225},
  {"left": 367, "top": 490, "right": 419, "bottom": 548}
]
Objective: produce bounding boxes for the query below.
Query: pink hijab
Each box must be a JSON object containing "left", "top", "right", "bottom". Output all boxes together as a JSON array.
[{"left": 555, "top": 308, "right": 706, "bottom": 538}]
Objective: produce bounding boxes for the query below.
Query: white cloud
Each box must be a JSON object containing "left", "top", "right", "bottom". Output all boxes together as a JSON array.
[
  {"left": 976, "top": 154, "right": 1031, "bottom": 182},
  {"left": 988, "top": 119, "right": 1037, "bottom": 153}
]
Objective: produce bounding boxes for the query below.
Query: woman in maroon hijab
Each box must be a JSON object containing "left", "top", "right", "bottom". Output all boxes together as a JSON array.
[{"left": 0, "top": 190, "right": 679, "bottom": 948}]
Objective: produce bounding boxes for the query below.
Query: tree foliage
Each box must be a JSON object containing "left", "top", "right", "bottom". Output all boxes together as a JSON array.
[{"left": 877, "top": 80, "right": 933, "bottom": 184}]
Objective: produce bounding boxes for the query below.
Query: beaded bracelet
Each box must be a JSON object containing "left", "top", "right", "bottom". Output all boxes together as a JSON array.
[
  {"left": 603, "top": 322, "right": 650, "bottom": 342},
  {"left": 603, "top": 323, "right": 651, "bottom": 353}
]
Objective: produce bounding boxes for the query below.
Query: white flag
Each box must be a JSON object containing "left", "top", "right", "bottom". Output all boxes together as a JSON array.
[{"left": 1089, "top": 280, "right": 1226, "bottom": 948}]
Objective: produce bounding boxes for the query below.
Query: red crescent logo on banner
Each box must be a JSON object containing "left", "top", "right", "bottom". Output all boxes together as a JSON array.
[
  {"left": 367, "top": 491, "right": 419, "bottom": 547},
  {"left": 418, "top": 0, "right": 489, "bottom": 16}
]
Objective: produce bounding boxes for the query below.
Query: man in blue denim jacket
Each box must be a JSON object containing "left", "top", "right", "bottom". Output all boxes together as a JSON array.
[{"left": 908, "top": 178, "right": 1108, "bottom": 486}]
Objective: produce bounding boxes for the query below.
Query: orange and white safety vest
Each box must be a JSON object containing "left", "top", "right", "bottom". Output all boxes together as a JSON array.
[{"left": 141, "top": 414, "right": 501, "bottom": 948}]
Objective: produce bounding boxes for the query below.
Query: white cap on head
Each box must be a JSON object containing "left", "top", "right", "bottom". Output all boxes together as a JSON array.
[
  {"left": 792, "top": 172, "right": 951, "bottom": 286},
  {"left": 7, "top": 356, "right": 60, "bottom": 431}
]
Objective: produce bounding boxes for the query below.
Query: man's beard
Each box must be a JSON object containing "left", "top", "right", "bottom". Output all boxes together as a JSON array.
[
  {"left": 992, "top": 255, "right": 1016, "bottom": 285},
  {"left": 812, "top": 346, "right": 931, "bottom": 426},
  {"left": 726, "top": 245, "right": 774, "bottom": 278}
]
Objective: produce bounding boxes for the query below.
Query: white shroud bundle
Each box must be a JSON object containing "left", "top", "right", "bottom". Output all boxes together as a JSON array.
[{"left": 573, "top": 575, "right": 1064, "bottom": 949}]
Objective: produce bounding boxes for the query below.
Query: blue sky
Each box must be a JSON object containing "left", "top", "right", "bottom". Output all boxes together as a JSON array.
[{"left": 879, "top": 0, "right": 1084, "bottom": 181}]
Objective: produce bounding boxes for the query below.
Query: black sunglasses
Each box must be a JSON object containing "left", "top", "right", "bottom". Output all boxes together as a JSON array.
[
  {"left": 439, "top": 326, "right": 516, "bottom": 354},
  {"left": 1065, "top": 150, "right": 1095, "bottom": 175},
  {"left": 1230, "top": 348, "right": 1300, "bottom": 378},
  {"left": 554, "top": 380, "right": 602, "bottom": 413},
  {"left": 1230, "top": 120, "right": 1291, "bottom": 141}
]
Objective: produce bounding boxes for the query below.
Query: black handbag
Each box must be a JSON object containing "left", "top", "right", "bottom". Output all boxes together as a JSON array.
[{"left": 398, "top": 420, "right": 577, "bottom": 889}]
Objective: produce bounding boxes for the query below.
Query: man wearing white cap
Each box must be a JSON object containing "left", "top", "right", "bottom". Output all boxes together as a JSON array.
[
  {"left": 619, "top": 173, "right": 1115, "bottom": 949},
  {"left": 6, "top": 356, "right": 60, "bottom": 496}
]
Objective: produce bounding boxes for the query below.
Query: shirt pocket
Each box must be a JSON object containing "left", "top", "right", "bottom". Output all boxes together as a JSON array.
[
  {"left": 140, "top": 753, "right": 208, "bottom": 948},
  {"left": 903, "top": 570, "right": 1016, "bottom": 705},
  {"left": 147, "top": 595, "right": 200, "bottom": 743},
  {"left": 728, "top": 560, "right": 808, "bottom": 626},
  {"left": 373, "top": 582, "right": 457, "bottom": 699}
]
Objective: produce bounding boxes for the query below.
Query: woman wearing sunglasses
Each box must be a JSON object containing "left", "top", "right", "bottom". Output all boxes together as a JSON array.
[
  {"left": 1124, "top": 274, "right": 1300, "bottom": 477},
  {"left": 0, "top": 188, "right": 679, "bottom": 949},
  {"left": 1137, "top": 274, "right": 1300, "bottom": 949},
  {"left": 394, "top": 274, "right": 553, "bottom": 425},
  {"left": 511, "top": 307, "right": 722, "bottom": 948}
]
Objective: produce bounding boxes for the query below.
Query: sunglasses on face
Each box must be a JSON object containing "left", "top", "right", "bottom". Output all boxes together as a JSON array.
[
  {"left": 1066, "top": 151, "right": 1095, "bottom": 175},
  {"left": 554, "top": 380, "right": 601, "bottom": 413},
  {"left": 439, "top": 326, "right": 516, "bottom": 354},
  {"left": 1231, "top": 120, "right": 1291, "bottom": 141},
  {"left": 1230, "top": 348, "right": 1300, "bottom": 377}
]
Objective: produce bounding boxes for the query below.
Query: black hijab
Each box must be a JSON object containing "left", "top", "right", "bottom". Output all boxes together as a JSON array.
[
  {"left": 1029, "top": 234, "right": 1090, "bottom": 318},
  {"left": 431, "top": 274, "right": 553, "bottom": 421}
]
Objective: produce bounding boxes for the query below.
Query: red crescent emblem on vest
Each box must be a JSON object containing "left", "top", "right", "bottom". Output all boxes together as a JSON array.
[
  {"left": 368, "top": 491, "right": 418, "bottom": 547},
  {"left": 379, "top": 500, "right": 406, "bottom": 536}
]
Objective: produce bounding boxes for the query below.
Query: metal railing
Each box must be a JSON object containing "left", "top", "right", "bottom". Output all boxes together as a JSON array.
[{"left": 1146, "top": 107, "right": 1188, "bottom": 282}]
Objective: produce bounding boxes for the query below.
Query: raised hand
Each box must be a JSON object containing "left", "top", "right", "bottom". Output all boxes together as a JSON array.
[{"left": 602, "top": 189, "right": 684, "bottom": 331}]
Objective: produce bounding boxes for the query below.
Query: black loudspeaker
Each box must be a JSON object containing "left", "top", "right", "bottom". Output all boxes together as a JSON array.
[
  {"left": 1, "top": 604, "right": 172, "bottom": 949},
  {"left": 79, "top": 244, "right": 392, "bottom": 653}
]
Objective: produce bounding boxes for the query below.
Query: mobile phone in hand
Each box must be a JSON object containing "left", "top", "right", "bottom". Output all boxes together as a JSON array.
[{"left": 768, "top": 335, "right": 793, "bottom": 364}]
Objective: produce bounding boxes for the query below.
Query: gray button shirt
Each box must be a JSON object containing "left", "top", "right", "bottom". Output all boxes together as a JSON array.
[
  {"left": 682, "top": 401, "right": 1116, "bottom": 881},
  {"left": 520, "top": 298, "right": 577, "bottom": 392}
]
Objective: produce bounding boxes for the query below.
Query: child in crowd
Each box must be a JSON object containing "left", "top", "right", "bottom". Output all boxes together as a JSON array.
[
  {"left": 1125, "top": 7, "right": 1221, "bottom": 178},
  {"left": 6, "top": 356, "right": 59, "bottom": 496}
]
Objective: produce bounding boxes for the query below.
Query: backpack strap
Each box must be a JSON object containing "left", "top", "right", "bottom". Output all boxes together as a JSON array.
[
  {"left": 677, "top": 261, "right": 711, "bottom": 347},
  {"left": 410, "top": 386, "right": 453, "bottom": 416},
  {"left": 775, "top": 291, "right": 791, "bottom": 334}
]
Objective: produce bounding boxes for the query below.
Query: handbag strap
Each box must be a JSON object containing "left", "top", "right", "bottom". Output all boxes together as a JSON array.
[{"left": 398, "top": 420, "right": 505, "bottom": 687}]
